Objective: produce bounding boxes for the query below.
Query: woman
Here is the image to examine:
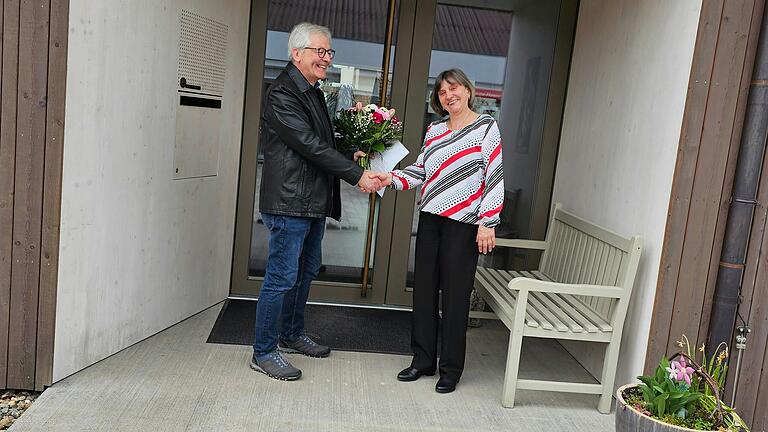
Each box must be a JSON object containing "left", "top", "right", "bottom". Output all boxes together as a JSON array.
[{"left": 376, "top": 69, "right": 504, "bottom": 393}]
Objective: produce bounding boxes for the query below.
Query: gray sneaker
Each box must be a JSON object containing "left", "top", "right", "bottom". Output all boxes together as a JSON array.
[
  {"left": 279, "top": 334, "right": 331, "bottom": 358},
  {"left": 250, "top": 351, "right": 302, "bottom": 381}
]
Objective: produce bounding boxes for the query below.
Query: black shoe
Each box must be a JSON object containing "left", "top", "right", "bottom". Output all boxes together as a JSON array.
[
  {"left": 397, "top": 366, "right": 436, "bottom": 382},
  {"left": 435, "top": 377, "right": 457, "bottom": 393}
]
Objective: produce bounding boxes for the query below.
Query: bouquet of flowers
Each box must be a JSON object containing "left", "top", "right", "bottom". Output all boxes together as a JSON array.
[{"left": 334, "top": 102, "right": 403, "bottom": 169}]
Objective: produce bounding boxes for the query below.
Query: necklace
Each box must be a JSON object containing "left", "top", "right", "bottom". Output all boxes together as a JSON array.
[{"left": 448, "top": 110, "right": 478, "bottom": 131}]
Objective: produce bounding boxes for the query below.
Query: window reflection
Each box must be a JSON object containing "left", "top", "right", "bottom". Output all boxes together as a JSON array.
[
  {"left": 406, "top": 1, "right": 563, "bottom": 286},
  {"left": 249, "top": 0, "right": 397, "bottom": 283}
]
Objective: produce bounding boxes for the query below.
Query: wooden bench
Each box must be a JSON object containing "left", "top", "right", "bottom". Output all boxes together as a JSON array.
[{"left": 474, "top": 203, "right": 642, "bottom": 413}]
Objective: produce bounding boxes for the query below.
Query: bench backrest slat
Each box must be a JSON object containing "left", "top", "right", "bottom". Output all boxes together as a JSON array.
[{"left": 540, "top": 204, "right": 642, "bottom": 323}]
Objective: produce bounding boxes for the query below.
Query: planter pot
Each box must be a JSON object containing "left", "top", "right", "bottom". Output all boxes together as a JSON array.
[{"left": 615, "top": 384, "right": 715, "bottom": 432}]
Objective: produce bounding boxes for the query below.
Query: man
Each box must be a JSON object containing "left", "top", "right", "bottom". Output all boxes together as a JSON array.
[{"left": 251, "top": 22, "right": 381, "bottom": 381}]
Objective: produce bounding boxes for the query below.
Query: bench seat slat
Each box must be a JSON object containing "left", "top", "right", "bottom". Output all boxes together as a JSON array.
[
  {"left": 477, "top": 268, "right": 615, "bottom": 335},
  {"left": 495, "top": 269, "right": 613, "bottom": 334},
  {"left": 519, "top": 270, "right": 611, "bottom": 332},
  {"left": 512, "top": 271, "right": 584, "bottom": 333},
  {"left": 530, "top": 291, "right": 584, "bottom": 333},
  {"left": 542, "top": 292, "right": 599, "bottom": 333},
  {"left": 482, "top": 269, "right": 549, "bottom": 329},
  {"left": 476, "top": 268, "right": 539, "bottom": 328},
  {"left": 560, "top": 294, "right": 613, "bottom": 332},
  {"left": 476, "top": 269, "right": 518, "bottom": 312},
  {"left": 504, "top": 270, "right": 564, "bottom": 331},
  {"left": 478, "top": 268, "right": 550, "bottom": 329}
]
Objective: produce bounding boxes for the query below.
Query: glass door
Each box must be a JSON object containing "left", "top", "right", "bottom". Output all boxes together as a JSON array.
[
  {"left": 231, "top": 0, "right": 408, "bottom": 303},
  {"left": 384, "top": 0, "right": 578, "bottom": 305},
  {"left": 231, "top": 0, "right": 577, "bottom": 306}
]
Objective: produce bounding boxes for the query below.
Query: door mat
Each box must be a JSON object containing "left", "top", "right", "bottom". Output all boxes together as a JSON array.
[{"left": 207, "top": 299, "right": 413, "bottom": 356}]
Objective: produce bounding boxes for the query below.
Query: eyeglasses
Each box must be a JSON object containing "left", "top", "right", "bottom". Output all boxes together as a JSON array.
[{"left": 303, "top": 46, "right": 336, "bottom": 59}]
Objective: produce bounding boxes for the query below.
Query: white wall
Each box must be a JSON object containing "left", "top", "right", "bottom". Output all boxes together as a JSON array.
[
  {"left": 54, "top": 0, "right": 250, "bottom": 381},
  {"left": 552, "top": 0, "right": 702, "bottom": 388}
]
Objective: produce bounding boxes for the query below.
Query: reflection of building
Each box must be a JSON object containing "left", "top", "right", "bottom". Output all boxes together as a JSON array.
[{"left": 263, "top": 0, "right": 511, "bottom": 117}]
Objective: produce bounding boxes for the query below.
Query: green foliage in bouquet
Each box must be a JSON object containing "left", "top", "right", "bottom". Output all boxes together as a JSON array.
[{"left": 334, "top": 102, "right": 403, "bottom": 168}]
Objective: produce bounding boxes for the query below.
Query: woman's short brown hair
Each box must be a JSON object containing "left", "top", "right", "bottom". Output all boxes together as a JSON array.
[{"left": 429, "top": 68, "right": 476, "bottom": 117}]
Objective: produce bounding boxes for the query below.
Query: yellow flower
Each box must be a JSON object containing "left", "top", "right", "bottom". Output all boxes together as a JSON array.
[{"left": 718, "top": 348, "right": 728, "bottom": 362}]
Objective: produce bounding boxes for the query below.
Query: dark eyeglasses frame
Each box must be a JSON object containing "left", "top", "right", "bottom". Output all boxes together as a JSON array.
[{"left": 303, "top": 46, "right": 336, "bottom": 59}]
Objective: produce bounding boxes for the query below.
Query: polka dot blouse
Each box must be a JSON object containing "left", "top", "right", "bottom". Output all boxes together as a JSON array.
[{"left": 390, "top": 114, "right": 504, "bottom": 228}]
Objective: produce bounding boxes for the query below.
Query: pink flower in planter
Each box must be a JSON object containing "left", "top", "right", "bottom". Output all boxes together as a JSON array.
[
  {"left": 676, "top": 358, "right": 695, "bottom": 386},
  {"left": 666, "top": 361, "right": 681, "bottom": 380}
]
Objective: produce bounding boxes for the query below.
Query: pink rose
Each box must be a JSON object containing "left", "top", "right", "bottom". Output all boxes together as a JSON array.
[
  {"left": 355, "top": 101, "right": 364, "bottom": 111},
  {"left": 372, "top": 111, "right": 384, "bottom": 124}
]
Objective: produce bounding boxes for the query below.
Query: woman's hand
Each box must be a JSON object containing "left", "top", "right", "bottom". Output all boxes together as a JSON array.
[
  {"left": 476, "top": 226, "right": 496, "bottom": 254},
  {"left": 372, "top": 172, "right": 392, "bottom": 187},
  {"left": 353, "top": 151, "right": 367, "bottom": 161}
]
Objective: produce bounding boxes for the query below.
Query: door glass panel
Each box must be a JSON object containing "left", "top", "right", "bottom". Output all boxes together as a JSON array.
[
  {"left": 249, "top": 0, "right": 398, "bottom": 284},
  {"left": 406, "top": 1, "right": 563, "bottom": 286}
]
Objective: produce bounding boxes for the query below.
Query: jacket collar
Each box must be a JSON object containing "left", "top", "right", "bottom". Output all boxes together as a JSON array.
[{"left": 285, "top": 61, "right": 320, "bottom": 93}]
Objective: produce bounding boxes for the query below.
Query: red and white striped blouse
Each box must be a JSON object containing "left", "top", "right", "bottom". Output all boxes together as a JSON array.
[{"left": 390, "top": 114, "right": 504, "bottom": 227}]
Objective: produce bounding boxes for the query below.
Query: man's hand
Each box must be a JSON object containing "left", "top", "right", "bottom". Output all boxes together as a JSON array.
[
  {"left": 477, "top": 226, "right": 496, "bottom": 254},
  {"left": 358, "top": 170, "right": 383, "bottom": 193}
]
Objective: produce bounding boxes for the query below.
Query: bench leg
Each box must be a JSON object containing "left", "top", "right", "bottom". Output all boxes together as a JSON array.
[
  {"left": 502, "top": 329, "right": 524, "bottom": 408},
  {"left": 502, "top": 289, "right": 529, "bottom": 409},
  {"left": 598, "top": 339, "right": 620, "bottom": 414}
]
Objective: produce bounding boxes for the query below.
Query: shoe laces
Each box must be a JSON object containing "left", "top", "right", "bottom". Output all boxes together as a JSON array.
[
  {"left": 298, "top": 335, "right": 318, "bottom": 347},
  {"left": 269, "top": 351, "right": 290, "bottom": 368}
]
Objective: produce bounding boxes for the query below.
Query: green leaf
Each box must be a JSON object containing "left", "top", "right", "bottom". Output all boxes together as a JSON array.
[
  {"left": 657, "top": 400, "right": 666, "bottom": 416},
  {"left": 637, "top": 376, "right": 654, "bottom": 387}
]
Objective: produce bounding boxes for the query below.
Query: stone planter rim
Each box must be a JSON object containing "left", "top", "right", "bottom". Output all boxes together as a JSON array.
[{"left": 616, "top": 383, "right": 719, "bottom": 432}]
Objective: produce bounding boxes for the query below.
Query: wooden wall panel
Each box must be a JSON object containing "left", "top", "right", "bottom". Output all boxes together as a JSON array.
[
  {"left": 647, "top": 0, "right": 768, "bottom": 429},
  {"left": 698, "top": 0, "right": 766, "bottom": 348},
  {"left": 0, "top": 0, "right": 21, "bottom": 390},
  {"left": 7, "top": 0, "right": 50, "bottom": 390},
  {"left": 647, "top": 0, "right": 763, "bottom": 368},
  {"left": 36, "top": 0, "right": 68, "bottom": 391},
  {"left": 666, "top": 0, "right": 757, "bottom": 353},
  {"left": 0, "top": 0, "right": 67, "bottom": 390},
  {"left": 646, "top": 0, "right": 723, "bottom": 369}
]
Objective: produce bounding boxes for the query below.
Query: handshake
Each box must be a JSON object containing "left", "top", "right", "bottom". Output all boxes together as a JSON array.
[
  {"left": 352, "top": 151, "right": 393, "bottom": 193},
  {"left": 357, "top": 171, "right": 393, "bottom": 193}
]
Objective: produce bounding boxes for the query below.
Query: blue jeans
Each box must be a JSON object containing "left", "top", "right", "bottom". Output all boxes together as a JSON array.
[{"left": 253, "top": 213, "right": 325, "bottom": 357}]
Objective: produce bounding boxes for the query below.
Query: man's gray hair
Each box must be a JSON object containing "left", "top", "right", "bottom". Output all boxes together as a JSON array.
[{"left": 288, "top": 22, "right": 332, "bottom": 58}]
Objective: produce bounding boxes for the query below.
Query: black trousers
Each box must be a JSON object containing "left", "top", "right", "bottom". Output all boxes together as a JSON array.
[{"left": 410, "top": 212, "right": 480, "bottom": 380}]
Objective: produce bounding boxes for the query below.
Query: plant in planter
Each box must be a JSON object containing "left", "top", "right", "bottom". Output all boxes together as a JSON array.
[{"left": 616, "top": 335, "right": 750, "bottom": 432}]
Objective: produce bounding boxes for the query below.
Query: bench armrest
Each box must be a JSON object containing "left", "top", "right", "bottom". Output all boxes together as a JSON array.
[
  {"left": 507, "top": 277, "right": 626, "bottom": 299},
  {"left": 495, "top": 239, "right": 548, "bottom": 250}
]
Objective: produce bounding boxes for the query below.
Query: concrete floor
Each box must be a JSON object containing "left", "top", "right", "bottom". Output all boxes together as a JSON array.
[{"left": 10, "top": 303, "right": 615, "bottom": 431}]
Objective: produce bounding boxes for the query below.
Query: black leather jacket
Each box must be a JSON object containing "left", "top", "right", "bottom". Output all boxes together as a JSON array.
[{"left": 259, "top": 62, "right": 363, "bottom": 220}]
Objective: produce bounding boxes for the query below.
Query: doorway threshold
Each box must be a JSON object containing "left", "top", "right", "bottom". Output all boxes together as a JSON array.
[{"left": 227, "top": 295, "right": 413, "bottom": 312}]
